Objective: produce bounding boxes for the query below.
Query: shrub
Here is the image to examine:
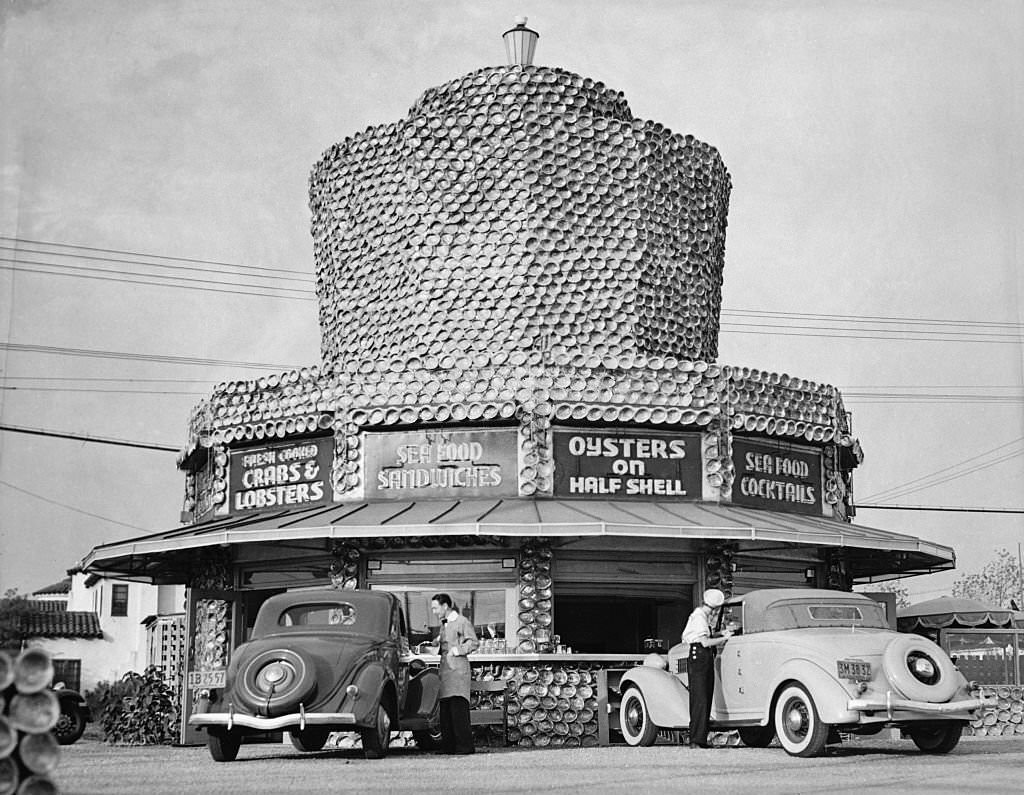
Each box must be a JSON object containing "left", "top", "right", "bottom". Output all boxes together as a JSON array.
[{"left": 96, "top": 666, "right": 178, "bottom": 745}]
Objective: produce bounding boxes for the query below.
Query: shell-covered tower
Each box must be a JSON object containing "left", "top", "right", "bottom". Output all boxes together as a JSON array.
[{"left": 310, "top": 66, "right": 731, "bottom": 365}]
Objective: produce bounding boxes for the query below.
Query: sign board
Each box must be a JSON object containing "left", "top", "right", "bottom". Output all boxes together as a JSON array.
[
  {"left": 731, "top": 437, "right": 823, "bottom": 515},
  {"left": 552, "top": 429, "right": 702, "bottom": 500},
  {"left": 229, "top": 436, "right": 333, "bottom": 513},
  {"left": 364, "top": 428, "right": 518, "bottom": 500},
  {"left": 186, "top": 669, "right": 226, "bottom": 690}
]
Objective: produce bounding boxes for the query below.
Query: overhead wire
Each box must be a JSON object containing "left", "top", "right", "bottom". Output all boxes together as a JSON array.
[{"left": 0, "top": 478, "right": 154, "bottom": 531}]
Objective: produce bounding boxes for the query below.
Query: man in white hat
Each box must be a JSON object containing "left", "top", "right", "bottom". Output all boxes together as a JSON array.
[{"left": 680, "top": 588, "right": 732, "bottom": 748}]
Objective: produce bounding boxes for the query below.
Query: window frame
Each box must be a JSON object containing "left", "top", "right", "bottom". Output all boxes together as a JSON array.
[{"left": 110, "top": 583, "right": 129, "bottom": 617}]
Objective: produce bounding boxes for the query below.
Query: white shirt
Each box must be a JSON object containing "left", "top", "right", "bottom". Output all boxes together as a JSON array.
[{"left": 681, "top": 606, "right": 712, "bottom": 645}]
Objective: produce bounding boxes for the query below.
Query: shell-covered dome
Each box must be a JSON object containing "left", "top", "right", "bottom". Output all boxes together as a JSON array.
[{"left": 309, "top": 65, "right": 731, "bottom": 368}]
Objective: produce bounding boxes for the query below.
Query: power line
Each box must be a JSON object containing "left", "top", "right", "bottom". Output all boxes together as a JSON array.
[
  {"left": 5, "top": 237, "right": 1023, "bottom": 332},
  {"left": 0, "top": 235, "right": 311, "bottom": 277},
  {"left": 860, "top": 437, "right": 1024, "bottom": 502},
  {"left": 0, "top": 478, "right": 151, "bottom": 531},
  {"left": 857, "top": 504, "right": 1024, "bottom": 514},
  {"left": 0, "top": 342, "right": 299, "bottom": 370},
  {"left": 0, "top": 423, "right": 179, "bottom": 452},
  {"left": 1, "top": 386, "right": 207, "bottom": 396}
]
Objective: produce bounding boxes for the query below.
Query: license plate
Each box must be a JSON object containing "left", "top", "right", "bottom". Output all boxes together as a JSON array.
[
  {"left": 187, "top": 669, "right": 226, "bottom": 689},
  {"left": 837, "top": 660, "right": 871, "bottom": 681}
]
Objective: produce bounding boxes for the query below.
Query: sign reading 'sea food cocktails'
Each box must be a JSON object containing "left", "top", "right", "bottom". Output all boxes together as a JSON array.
[
  {"left": 731, "top": 438, "right": 823, "bottom": 515},
  {"left": 552, "top": 429, "right": 702, "bottom": 499},
  {"left": 364, "top": 428, "right": 519, "bottom": 500},
  {"left": 229, "top": 437, "right": 333, "bottom": 512}
]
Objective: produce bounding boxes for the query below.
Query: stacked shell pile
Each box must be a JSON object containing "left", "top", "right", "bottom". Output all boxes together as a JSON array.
[
  {"left": 179, "top": 62, "right": 862, "bottom": 517},
  {"left": 968, "top": 685, "right": 1024, "bottom": 736},
  {"left": 503, "top": 664, "right": 602, "bottom": 748},
  {"left": 0, "top": 649, "right": 62, "bottom": 794}
]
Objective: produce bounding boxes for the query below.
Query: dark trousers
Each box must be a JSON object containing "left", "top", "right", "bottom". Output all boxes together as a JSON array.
[
  {"left": 439, "top": 696, "right": 474, "bottom": 754},
  {"left": 686, "top": 644, "right": 715, "bottom": 745}
]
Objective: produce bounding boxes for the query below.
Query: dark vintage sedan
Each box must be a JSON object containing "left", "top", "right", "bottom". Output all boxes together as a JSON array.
[{"left": 189, "top": 589, "right": 441, "bottom": 761}]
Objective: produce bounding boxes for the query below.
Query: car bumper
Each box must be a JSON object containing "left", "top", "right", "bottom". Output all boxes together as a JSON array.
[
  {"left": 190, "top": 710, "right": 357, "bottom": 732},
  {"left": 847, "top": 695, "right": 983, "bottom": 717}
]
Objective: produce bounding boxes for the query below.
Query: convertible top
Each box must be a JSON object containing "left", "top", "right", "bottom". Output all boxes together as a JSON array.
[{"left": 732, "top": 588, "right": 887, "bottom": 634}]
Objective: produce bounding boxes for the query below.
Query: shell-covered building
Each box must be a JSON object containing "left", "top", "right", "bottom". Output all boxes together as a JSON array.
[{"left": 83, "top": 22, "right": 954, "bottom": 748}]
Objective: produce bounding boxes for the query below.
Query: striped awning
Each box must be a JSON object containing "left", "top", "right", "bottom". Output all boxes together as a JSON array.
[{"left": 80, "top": 498, "right": 954, "bottom": 581}]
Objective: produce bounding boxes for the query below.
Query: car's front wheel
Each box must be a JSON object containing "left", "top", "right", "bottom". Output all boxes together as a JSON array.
[
  {"left": 360, "top": 703, "right": 392, "bottom": 759},
  {"left": 290, "top": 727, "right": 331, "bottom": 752},
  {"left": 738, "top": 725, "right": 775, "bottom": 748},
  {"left": 619, "top": 687, "right": 659, "bottom": 747},
  {"left": 207, "top": 730, "right": 242, "bottom": 762},
  {"left": 774, "top": 684, "right": 828, "bottom": 757},
  {"left": 909, "top": 722, "right": 962, "bottom": 754}
]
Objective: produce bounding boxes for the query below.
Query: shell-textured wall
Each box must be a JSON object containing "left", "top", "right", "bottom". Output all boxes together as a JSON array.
[{"left": 309, "top": 65, "right": 731, "bottom": 367}]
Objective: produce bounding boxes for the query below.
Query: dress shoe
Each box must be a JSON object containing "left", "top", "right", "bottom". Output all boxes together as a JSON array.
[{"left": 688, "top": 741, "right": 712, "bottom": 749}]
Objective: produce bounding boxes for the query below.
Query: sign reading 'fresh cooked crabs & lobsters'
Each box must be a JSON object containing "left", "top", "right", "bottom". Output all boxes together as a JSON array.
[
  {"left": 731, "top": 438, "right": 823, "bottom": 515},
  {"left": 229, "top": 437, "right": 333, "bottom": 512},
  {"left": 552, "top": 429, "right": 702, "bottom": 499}
]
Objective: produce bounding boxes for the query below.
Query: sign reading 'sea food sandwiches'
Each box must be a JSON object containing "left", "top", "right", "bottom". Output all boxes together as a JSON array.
[
  {"left": 364, "top": 428, "right": 518, "bottom": 500},
  {"left": 230, "top": 437, "right": 333, "bottom": 512},
  {"left": 553, "top": 429, "right": 702, "bottom": 499},
  {"left": 731, "top": 438, "right": 823, "bottom": 515}
]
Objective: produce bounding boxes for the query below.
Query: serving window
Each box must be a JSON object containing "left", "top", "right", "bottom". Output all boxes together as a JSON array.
[{"left": 365, "top": 553, "right": 519, "bottom": 652}]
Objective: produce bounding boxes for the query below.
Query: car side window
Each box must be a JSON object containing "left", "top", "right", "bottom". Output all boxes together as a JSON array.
[{"left": 722, "top": 603, "right": 743, "bottom": 635}]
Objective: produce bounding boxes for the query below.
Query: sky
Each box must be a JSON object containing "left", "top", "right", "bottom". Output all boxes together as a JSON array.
[{"left": 1, "top": 1, "right": 1021, "bottom": 602}]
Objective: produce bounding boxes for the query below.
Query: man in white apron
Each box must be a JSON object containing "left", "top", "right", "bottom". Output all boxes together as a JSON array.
[{"left": 431, "top": 593, "right": 479, "bottom": 755}]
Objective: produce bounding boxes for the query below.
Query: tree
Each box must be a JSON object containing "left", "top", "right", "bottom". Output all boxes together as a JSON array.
[
  {"left": 951, "top": 548, "right": 1023, "bottom": 609},
  {"left": 857, "top": 579, "right": 911, "bottom": 609},
  {"left": 0, "top": 588, "right": 34, "bottom": 650}
]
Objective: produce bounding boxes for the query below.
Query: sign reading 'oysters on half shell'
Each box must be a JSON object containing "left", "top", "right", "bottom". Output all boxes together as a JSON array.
[
  {"left": 552, "top": 428, "right": 702, "bottom": 499},
  {"left": 364, "top": 428, "right": 519, "bottom": 500}
]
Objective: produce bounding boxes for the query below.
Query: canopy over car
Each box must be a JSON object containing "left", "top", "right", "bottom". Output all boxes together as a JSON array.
[{"left": 897, "top": 595, "right": 1016, "bottom": 631}]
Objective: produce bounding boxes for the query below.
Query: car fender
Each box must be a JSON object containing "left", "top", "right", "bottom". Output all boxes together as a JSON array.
[
  {"left": 619, "top": 667, "right": 691, "bottom": 729},
  {"left": 348, "top": 663, "right": 392, "bottom": 726},
  {"left": 763, "top": 660, "right": 858, "bottom": 725}
]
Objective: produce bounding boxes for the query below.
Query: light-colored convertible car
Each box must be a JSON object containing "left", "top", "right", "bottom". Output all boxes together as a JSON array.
[{"left": 619, "top": 588, "right": 985, "bottom": 757}]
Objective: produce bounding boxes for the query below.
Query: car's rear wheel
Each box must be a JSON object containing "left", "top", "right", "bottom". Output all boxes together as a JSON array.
[
  {"left": 774, "top": 684, "right": 828, "bottom": 757},
  {"left": 290, "top": 727, "right": 331, "bottom": 752},
  {"left": 207, "top": 730, "right": 242, "bottom": 762},
  {"left": 361, "top": 703, "right": 392, "bottom": 759},
  {"left": 738, "top": 725, "right": 775, "bottom": 748},
  {"left": 909, "top": 722, "right": 962, "bottom": 754},
  {"left": 882, "top": 636, "right": 959, "bottom": 702},
  {"left": 619, "top": 687, "right": 659, "bottom": 747}
]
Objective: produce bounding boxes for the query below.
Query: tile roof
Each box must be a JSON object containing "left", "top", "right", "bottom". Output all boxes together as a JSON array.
[
  {"left": 32, "top": 577, "right": 72, "bottom": 595},
  {"left": 21, "top": 610, "right": 103, "bottom": 639},
  {"left": 24, "top": 599, "right": 68, "bottom": 613}
]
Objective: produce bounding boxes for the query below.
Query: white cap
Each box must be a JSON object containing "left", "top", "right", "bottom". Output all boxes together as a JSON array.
[{"left": 703, "top": 588, "right": 725, "bottom": 608}]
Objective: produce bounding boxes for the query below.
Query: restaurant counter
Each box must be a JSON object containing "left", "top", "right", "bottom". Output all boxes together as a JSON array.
[{"left": 407, "top": 652, "right": 649, "bottom": 747}]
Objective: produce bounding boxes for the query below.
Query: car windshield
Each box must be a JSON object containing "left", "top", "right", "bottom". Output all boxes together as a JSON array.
[{"left": 278, "top": 602, "right": 358, "bottom": 628}]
